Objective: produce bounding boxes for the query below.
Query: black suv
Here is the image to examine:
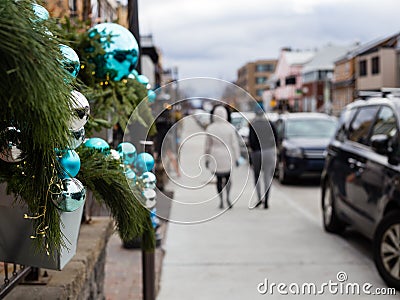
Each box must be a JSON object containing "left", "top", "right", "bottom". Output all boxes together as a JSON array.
[
  {"left": 274, "top": 113, "right": 337, "bottom": 184},
  {"left": 321, "top": 96, "right": 400, "bottom": 290}
]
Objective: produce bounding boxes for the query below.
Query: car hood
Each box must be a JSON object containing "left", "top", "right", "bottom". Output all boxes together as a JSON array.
[{"left": 284, "top": 137, "right": 331, "bottom": 149}]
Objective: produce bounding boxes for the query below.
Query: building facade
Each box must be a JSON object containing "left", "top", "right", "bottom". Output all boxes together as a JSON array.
[{"left": 236, "top": 59, "right": 277, "bottom": 103}]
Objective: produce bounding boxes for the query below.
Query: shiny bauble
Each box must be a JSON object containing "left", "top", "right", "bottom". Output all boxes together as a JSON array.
[
  {"left": 147, "top": 90, "right": 156, "bottom": 103},
  {"left": 57, "top": 150, "right": 81, "bottom": 178},
  {"left": 109, "top": 149, "right": 121, "bottom": 160},
  {"left": 150, "top": 208, "right": 159, "bottom": 229},
  {"left": 59, "top": 44, "right": 80, "bottom": 79},
  {"left": 87, "top": 23, "right": 139, "bottom": 81},
  {"left": 84, "top": 137, "right": 110, "bottom": 153},
  {"left": 142, "top": 188, "right": 156, "bottom": 209},
  {"left": 128, "top": 69, "right": 139, "bottom": 79},
  {"left": 68, "top": 127, "right": 85, "bottom": 150},
  {"left": 124, "top": 168, "right": 136, "bottom": 184},
  {"left": 117, "top": 142, "right": 137, "bottom": 165},
  {"left": 0, "top": 127, "right": 24, "bottom": 163},
  {"left": 136, "top": 74, "right": 149, "bottom": 87},
  {"left": 69, "top": 90, "right": 90, "bottom": 131},
  {"left": 52, "top": 178, "right": 86, "bottom": 212},
  {"left": 135, "top": 152, "right": 155, "bottom": 174},
  {"left": 31, "top": 3, "right": 49, "bottom": 22},
  {"left": 140, "top": 172, "right": 156, "bottom": 189}
]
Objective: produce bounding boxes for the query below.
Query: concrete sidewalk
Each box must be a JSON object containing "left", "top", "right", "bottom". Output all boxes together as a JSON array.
[{"left": 157, "top": 117, "right": 397, "bottom": 300}]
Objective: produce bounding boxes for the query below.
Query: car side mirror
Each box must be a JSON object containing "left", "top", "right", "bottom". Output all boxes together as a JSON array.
[{"left": 370, "top": 134, "right": 389, "bottom": 155}]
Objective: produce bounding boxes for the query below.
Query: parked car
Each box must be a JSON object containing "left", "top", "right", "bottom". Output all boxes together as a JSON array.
[
  {"left": 321, "top": 96, "right": 400, "bottom": 290},
  {"left": 231, "top": 111, "right": 255, "bottom": 158},
  {"left": 274, "top": 113, "right": 337, "bottom": 184}
]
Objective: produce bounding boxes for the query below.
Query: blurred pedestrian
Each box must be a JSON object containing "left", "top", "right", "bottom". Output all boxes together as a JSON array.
[
  {"left": 249, "top": 104, "right": 277, "bottom": 209},
  {"left": 205, "top": 105, "right": 240, "bottom": 209}
]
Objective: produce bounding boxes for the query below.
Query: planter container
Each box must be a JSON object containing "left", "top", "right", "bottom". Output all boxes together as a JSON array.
[{"left": 0, "top": 184, "right": 83, "bottom": 270}]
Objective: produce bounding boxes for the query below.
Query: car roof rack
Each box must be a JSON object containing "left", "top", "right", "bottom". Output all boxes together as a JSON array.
[{"left": 358, "top": 88, "right": 400, "bottom": 100}]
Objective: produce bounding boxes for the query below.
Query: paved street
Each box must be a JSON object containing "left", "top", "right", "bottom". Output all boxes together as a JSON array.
[{"left": 157, "top": 116, "right": 398, "bottom": 299}]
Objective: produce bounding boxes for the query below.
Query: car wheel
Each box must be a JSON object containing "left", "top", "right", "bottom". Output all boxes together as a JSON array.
[
  {"left": 322, "top": 181, "right": 346, "bottom": 234},
  {"left": 278, "top": 160, "right": 290, "bottom": 184},
  {"left": 373, "top": 211, "right": 400, "bottom": 290}
]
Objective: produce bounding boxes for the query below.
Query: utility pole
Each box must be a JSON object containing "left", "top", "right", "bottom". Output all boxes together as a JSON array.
[
  {"left": 128, "top": 3, "right": 155, "bottom": 300},
  {"left": 128, "top": 0, "right": 142, "bottom": 72}
]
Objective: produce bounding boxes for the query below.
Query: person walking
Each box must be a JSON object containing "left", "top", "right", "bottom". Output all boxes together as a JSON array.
[
  {"left": 204, "top": 105, "right": 240, "bottom": 209},
  {"left": 249, "top": 104, "right": 277, "bottom": 209}
]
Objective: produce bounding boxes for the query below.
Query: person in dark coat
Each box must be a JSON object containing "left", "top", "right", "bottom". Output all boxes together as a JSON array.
[{"left": 248, "top": 104, "right": 277, "bottom": 209}]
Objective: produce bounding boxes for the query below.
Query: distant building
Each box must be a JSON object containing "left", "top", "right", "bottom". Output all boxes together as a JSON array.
[
  {"left": 332, "top": 32, "right": 400, "bottom": 114},
  {"left": 301, "top": 44, "right": 356, "bottom": 113},
  {"left": 236, "top": 59, "right": 277, "bottom": 103},
  {"left": 272, "top": 48, "right": 315, "bottom": 112}
]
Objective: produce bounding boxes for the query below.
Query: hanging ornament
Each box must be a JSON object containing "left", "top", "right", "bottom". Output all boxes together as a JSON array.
[
  {"left": 31, "top": 3, "right": 49, "bottom": 22},
  {"left": 124, "top": 168, "right": 136, "bottom": 185},
  {"left": 147, "top": 90, "right": 156, "bottom": 103},
  {"left": 117, "top": 142, "right": 137, "bottom": 165},
  {"left": 84, "top": 137, "right": 110, "bottom": 153},
  {"left": 0, "top": 127, "right": 24, "bottom": 163},
  {"left": 136, "top": 74, "right": 150, "bottom": 88},
  {"left": 69, "top": 90, "right": 90, "bottom": 131},
  {"left": 150, "top": 208, "right": 160, "bottom": 229},
  {"left": 109, "top": 149, "right": 121, "bottom": 160},
  {"left": 135, "top": 152, "right": 155, "bottom": 174},
  {"left": 59, "top": 44, "right": 80, "bottom": 79},
  {"left": 68, "top": 127, "right": 85, "bottom": 150},
  {"left": 57, "top": 150, "right": 81, "bottom": 178},
  {"left": 52, "top": 178, "right": 86, "bottom": 212},
  {"left": 140, "top": 172, "right": 156, "bottom": 189},
  {"left": 143, "top": 188, "right": 156, "bottom": 209},
  {"left": 128, "top": 69, "right": 139, "bottom": 79},
  {"left": 87, "top": 23, "right": 139, "bottom": 81}
]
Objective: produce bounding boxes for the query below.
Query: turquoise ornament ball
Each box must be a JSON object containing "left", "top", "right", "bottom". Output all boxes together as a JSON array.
[
  {"left": 59, "top": 44, "right": 80, "bottom": 79},
  {"left": 84, "top": 138, "right": 110, "bottom": 153},
  {"left": 117, "top": 142, "right": 137, "bottom": 165},
  {"left": 52, "top": 178, "right": 86, "bottom": 212},
  {"left": 140, "top": 171, "right": 156, "bottom": 189},
  {"left": 136, "top": 74, "right": 149, "bottom": 87},
  {"left": 58, "top": 150, "right": 81, "bottom": 178},
  {"left": 135, "top": 152, "right": 155, "bottom": 174},
  {"left": 87, "top": 23, "right": 139, "bottom": 81},
  {"left": 147, "top": 90, "right": 156, "bottom": 103},
  {"left": 32, "top": 4, "right": 49, "bottom": 22}
]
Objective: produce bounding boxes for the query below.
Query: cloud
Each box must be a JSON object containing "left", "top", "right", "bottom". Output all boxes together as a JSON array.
[{"left": 138, "top": 0, "right": 400, "bottom": 81}]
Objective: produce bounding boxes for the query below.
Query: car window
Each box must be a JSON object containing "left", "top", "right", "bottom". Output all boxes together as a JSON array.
[
  {"left": 371, "top": 106, "right": 398, "bottom": 138},
  {"left": 335, "top": 108, "right": 357, "bottom": 142},
  {"left": 348, "top": 106, "right": 379, "bottom": 145},
  {"left": 285, "top": 118, "right": 337, "bottom": 139}
]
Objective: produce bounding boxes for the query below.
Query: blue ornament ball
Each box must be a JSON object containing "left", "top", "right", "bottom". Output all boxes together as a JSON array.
[
  {"left": 84, "top": 138, "right": 110, "bottom": 153},
  {"left": 136, "top": 74, "right": 150, "bottom": 87},
  {"left": 32, "top": 4, "right": 49, "bottom": 22},
  {"left": 52, "top": 178, "right": 86, "bottom": 212},
  {"left": 58, "top": 150, "right": 81, "bottom": 178},
  {"left": 135, "top": 152, "right": 155, "bottom": 174},
  {"left": 128, "top": 69, "right": 139, "bottom": 79},
  {"left": 117, "top": 142, "right": 137, "bottom": 165},
  {"left": 124, "top": 168, "right": 137, "bottom": 184},
  {"left": 59, "top": 44, "right": 80, "bottom": 79},
  {"left": 87, "top": 23, "right": 139, "bottom": 81},
  {"left": 140, "top": 171, "right": 156, "bottom": 189},
  {"left": 147, "top": 90, "right": 156, "bottom": 103}
]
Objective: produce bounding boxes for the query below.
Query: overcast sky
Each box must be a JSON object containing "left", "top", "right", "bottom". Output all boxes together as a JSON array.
[{"left": 137, "top": 0, "right": 400, "bottom": 81}]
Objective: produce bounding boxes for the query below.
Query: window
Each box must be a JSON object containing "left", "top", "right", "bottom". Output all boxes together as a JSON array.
[
  {"left": 371, "top": 106, "right": 397, "bottom": 138},
  {"left": 285, "top": 119, "right": 337, "bottom": 139},
  {"left": 335, "top": 108, "right": 357, "bottom": 142},
  {"left": 276, "top": 79, "right": 281, "bottom": 87},
  {"left": 371, "top": 56, "right": 380, "bottom": 75},
  {"left": 256, "top": 89, "right": 264, "bottom": 97},
  {"left": 256, "top": 64, "right": 274, "bottom": 72},
  {"left": 256, "top": 77, "right": 267, "bottom": 84},
  {"left": 359, "top": 60, "right": 367, "bottom": 76},
  {"left": 348, "top": 106, "right": 379, "bottom": 145},
  {"left": 285, "top": 76, "right": 296, "bottom": 85}
]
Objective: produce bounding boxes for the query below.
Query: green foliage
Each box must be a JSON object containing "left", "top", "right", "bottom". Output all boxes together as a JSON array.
[
  {"left": 76, "top": 147, "right": 155, "bottom": 250},
  {"left": 0, "top": 0, "right": 75, "bottom": 253},
  {"left": 60, "top": 18, "right": 156, "bottom": 136}
]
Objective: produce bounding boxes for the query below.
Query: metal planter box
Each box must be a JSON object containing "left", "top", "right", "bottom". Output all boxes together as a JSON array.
[{"left": 0, "top": 184, "right": 83, "bottom": 270}]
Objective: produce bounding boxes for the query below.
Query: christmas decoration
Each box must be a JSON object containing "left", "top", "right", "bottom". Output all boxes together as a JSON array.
[
  {"left": 140, "top": 171, "right": 156, "bottom": 189},
  {"left": 57, "top": 149, "right": 81, "bottom": 178},
  {"left": 59, "top": 44, "right": 80, "bottom": 79},
  {"left": 68, "top": 127, "right": 85, "bottom": 150},
  {"left": 117, "top": 142, "right": 137, "bottom": 165},
  {"left": 51, "top": 178, "right": 86, "bottom": 212},
  {"left": 69, "top": 90, "right": 90, "bottom": 131},
  {"left": 87, "top": 23, "right": 139, "bottom": 81},
  {"left": 142, "top": 188, "right": 156, "bottom": 209},
  {"left": 135, "top": 152, "right": 155, "bottom": 174},
  {"left": 83, "top": 137, "right": 110, "bottom": 153}
]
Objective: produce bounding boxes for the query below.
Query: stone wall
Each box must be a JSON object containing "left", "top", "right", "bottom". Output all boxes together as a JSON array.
[{"left": 6, "top": 217, "right": 114, "bottom": 300}]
